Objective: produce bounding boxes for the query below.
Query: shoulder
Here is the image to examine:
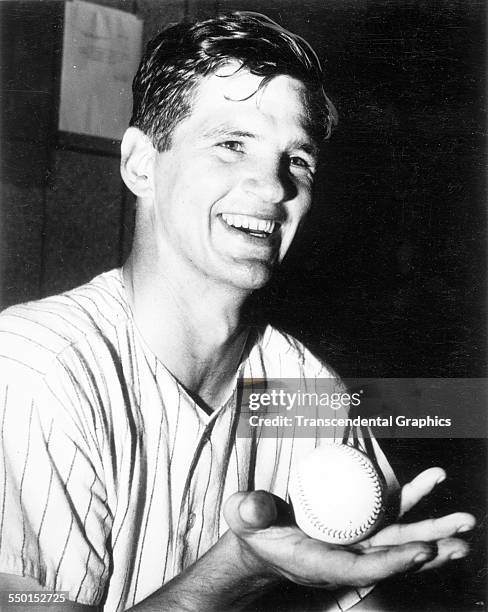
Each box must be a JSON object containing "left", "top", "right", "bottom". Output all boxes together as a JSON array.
[
  {"left": 0, "top": 269, "right": 129, "bottom": 379},
  {"left": 256, "top": 325, "right": 338, "bottom": 379}
]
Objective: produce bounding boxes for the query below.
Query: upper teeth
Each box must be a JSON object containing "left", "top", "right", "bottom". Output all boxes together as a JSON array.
[{"left": 221, "top": 213, "right": 276, "bottom": 234}]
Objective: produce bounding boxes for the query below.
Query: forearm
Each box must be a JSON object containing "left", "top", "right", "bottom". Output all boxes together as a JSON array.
[{"left": 128, "top": 530, "right": 280, "bottom": 612}]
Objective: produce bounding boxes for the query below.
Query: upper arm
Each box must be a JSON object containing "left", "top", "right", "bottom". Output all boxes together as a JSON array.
[
  {"left": 0, "top": 362, "right": 112, "bottom": 607},
  {"left": 0, "top": 574, "right": 99, "bottom": 611}
]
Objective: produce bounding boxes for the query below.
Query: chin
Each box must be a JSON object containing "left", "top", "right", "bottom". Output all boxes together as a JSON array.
[{"left": 226, "top": 260, "right": 275, "bottom": 292}]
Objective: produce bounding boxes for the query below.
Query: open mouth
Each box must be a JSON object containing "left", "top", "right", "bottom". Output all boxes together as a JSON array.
[{"left": 220, "top": 213, "right": 280, "bottom": 238}]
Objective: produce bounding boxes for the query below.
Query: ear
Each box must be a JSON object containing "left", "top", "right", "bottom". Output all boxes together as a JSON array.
[{"left": 120, "top": 127, "right": 155, "bottom": 198}]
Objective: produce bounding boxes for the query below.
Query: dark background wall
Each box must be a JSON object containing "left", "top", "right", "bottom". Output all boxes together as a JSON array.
[
  {"left": 1, "top": 0, "right": 485, "bottom": 379},
  {"left": 1, "top": 1, "right": 486, "bottom": 609}
]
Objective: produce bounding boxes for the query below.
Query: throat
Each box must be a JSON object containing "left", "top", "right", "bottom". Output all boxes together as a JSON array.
[
  {"left": 122, "top": 257, "right": 251, "bottom": 409},
  {"left": 175, "top": 329, "right": 250, "bottom": 410}
]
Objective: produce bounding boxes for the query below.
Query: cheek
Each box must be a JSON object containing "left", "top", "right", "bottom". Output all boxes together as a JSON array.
[
  {"left": 191, "top": 161, "right": 239, "bottom": 208},
  {"left": 279, "top": 193, "right": 312, "bottom": 254},
  {"left": 289, "top": 190, "right": 313, "bottom": 224}
]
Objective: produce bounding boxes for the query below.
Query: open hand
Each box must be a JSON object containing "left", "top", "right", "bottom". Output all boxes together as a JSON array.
[{"left": 223, "top": 467, "right": 475, "bottom": 589}]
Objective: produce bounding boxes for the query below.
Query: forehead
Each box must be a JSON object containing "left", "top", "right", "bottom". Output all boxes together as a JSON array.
[{"left": 182, "top": 65, "right": 312, "bottom": 139}]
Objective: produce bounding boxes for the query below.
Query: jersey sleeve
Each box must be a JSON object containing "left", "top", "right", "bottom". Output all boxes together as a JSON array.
[{"left": 0, "top": 355, "right": 113, "bottom": 606}]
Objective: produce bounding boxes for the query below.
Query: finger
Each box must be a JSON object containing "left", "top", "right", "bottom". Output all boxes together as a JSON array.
[
  {"left": 351, "top": 537, "right": 470, "bottom": 574},
  {"left": 368, "top": 512, "right": 476, "bottom": 546},
  {"left": 417, "top": 537, "right": 471, "bottom": 572},
  {"left": 223, "top": 490, "right": 278, "bottom": 534},
  {"left": 400, "top": 467, "right": 446, "bottom": 516},
  {"left": 319, "top": 542, "right": 437, "bottom": 587}
]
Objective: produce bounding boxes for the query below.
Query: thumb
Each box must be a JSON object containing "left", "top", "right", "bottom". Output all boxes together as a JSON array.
[{"left": 224, "top": 490, "right": 278, "bottom": 535}]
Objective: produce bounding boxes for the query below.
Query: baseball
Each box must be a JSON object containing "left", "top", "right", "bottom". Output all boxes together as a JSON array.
[{"left": 288, "top": 443, "right": 385, "bottom": 545}]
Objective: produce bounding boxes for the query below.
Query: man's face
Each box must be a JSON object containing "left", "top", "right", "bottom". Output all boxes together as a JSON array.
[{"left": 150, "top": 65, "right": 318, "bottom": 291}]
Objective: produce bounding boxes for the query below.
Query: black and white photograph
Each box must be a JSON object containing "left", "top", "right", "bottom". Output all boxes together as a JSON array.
[{"left": 0, "top": 0, "right": 486, "bottom": 610}]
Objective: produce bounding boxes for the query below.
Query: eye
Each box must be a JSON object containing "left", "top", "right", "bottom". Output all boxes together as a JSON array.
[
  {"left": 218, "top": 140, "right": 244, "bottom": 153},
  {"left": 289, "top": 155, "right": 315, "bottom": 175},
  {"left": 290, "top": 156, "right": 308, "bottom": 167}
]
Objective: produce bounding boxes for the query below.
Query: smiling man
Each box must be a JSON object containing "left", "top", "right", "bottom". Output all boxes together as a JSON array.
[
  {"left": 0, "top": 12, "right": 475, "bottom": 612},
  {"left": 121, "top": 56, "right": 321, "bottom": 410}
]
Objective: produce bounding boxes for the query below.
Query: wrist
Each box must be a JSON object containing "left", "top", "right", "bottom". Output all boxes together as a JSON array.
[
  {"left": 223, "top": 529, "right": 279, "bottom": 585},
  {"left": 215, "top": 530, "right": 282, "bottom": 610}
]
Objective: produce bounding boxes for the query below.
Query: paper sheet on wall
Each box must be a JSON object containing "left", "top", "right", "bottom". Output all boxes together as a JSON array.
[{"left": 59, "top": 0, "right": 143, "bottom": 140}]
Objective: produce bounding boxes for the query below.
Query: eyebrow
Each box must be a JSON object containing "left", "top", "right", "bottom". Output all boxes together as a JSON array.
[
  {"left": 291, "top": 139, "right": 319, "bottom": 158},
  {"left": 200, "top": 125, "right": 256, "bottom": 140}
]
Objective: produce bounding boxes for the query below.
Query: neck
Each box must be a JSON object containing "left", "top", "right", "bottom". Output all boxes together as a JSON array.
[{"left": 123, "top": 249, "right": 252, "bottom": 409}]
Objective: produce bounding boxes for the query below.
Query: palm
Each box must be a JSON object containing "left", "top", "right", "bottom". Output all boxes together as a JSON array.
[{"left": 225, "top": 467, "right": 475, "bottom": 590}]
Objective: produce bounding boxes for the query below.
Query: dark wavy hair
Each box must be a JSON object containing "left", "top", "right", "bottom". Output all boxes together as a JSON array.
[{"left": 130, "top": 12, "right": 338, "bottom": 151}]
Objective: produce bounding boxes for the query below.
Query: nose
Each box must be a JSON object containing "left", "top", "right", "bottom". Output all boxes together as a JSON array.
[{"left": 242, "top": 158, "right": 297, "bottom": 205}]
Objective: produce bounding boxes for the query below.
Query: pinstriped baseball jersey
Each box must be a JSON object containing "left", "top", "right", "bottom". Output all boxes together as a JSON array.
[{"left": 0, "top": 269, "right": 396, "bottom": 611}]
